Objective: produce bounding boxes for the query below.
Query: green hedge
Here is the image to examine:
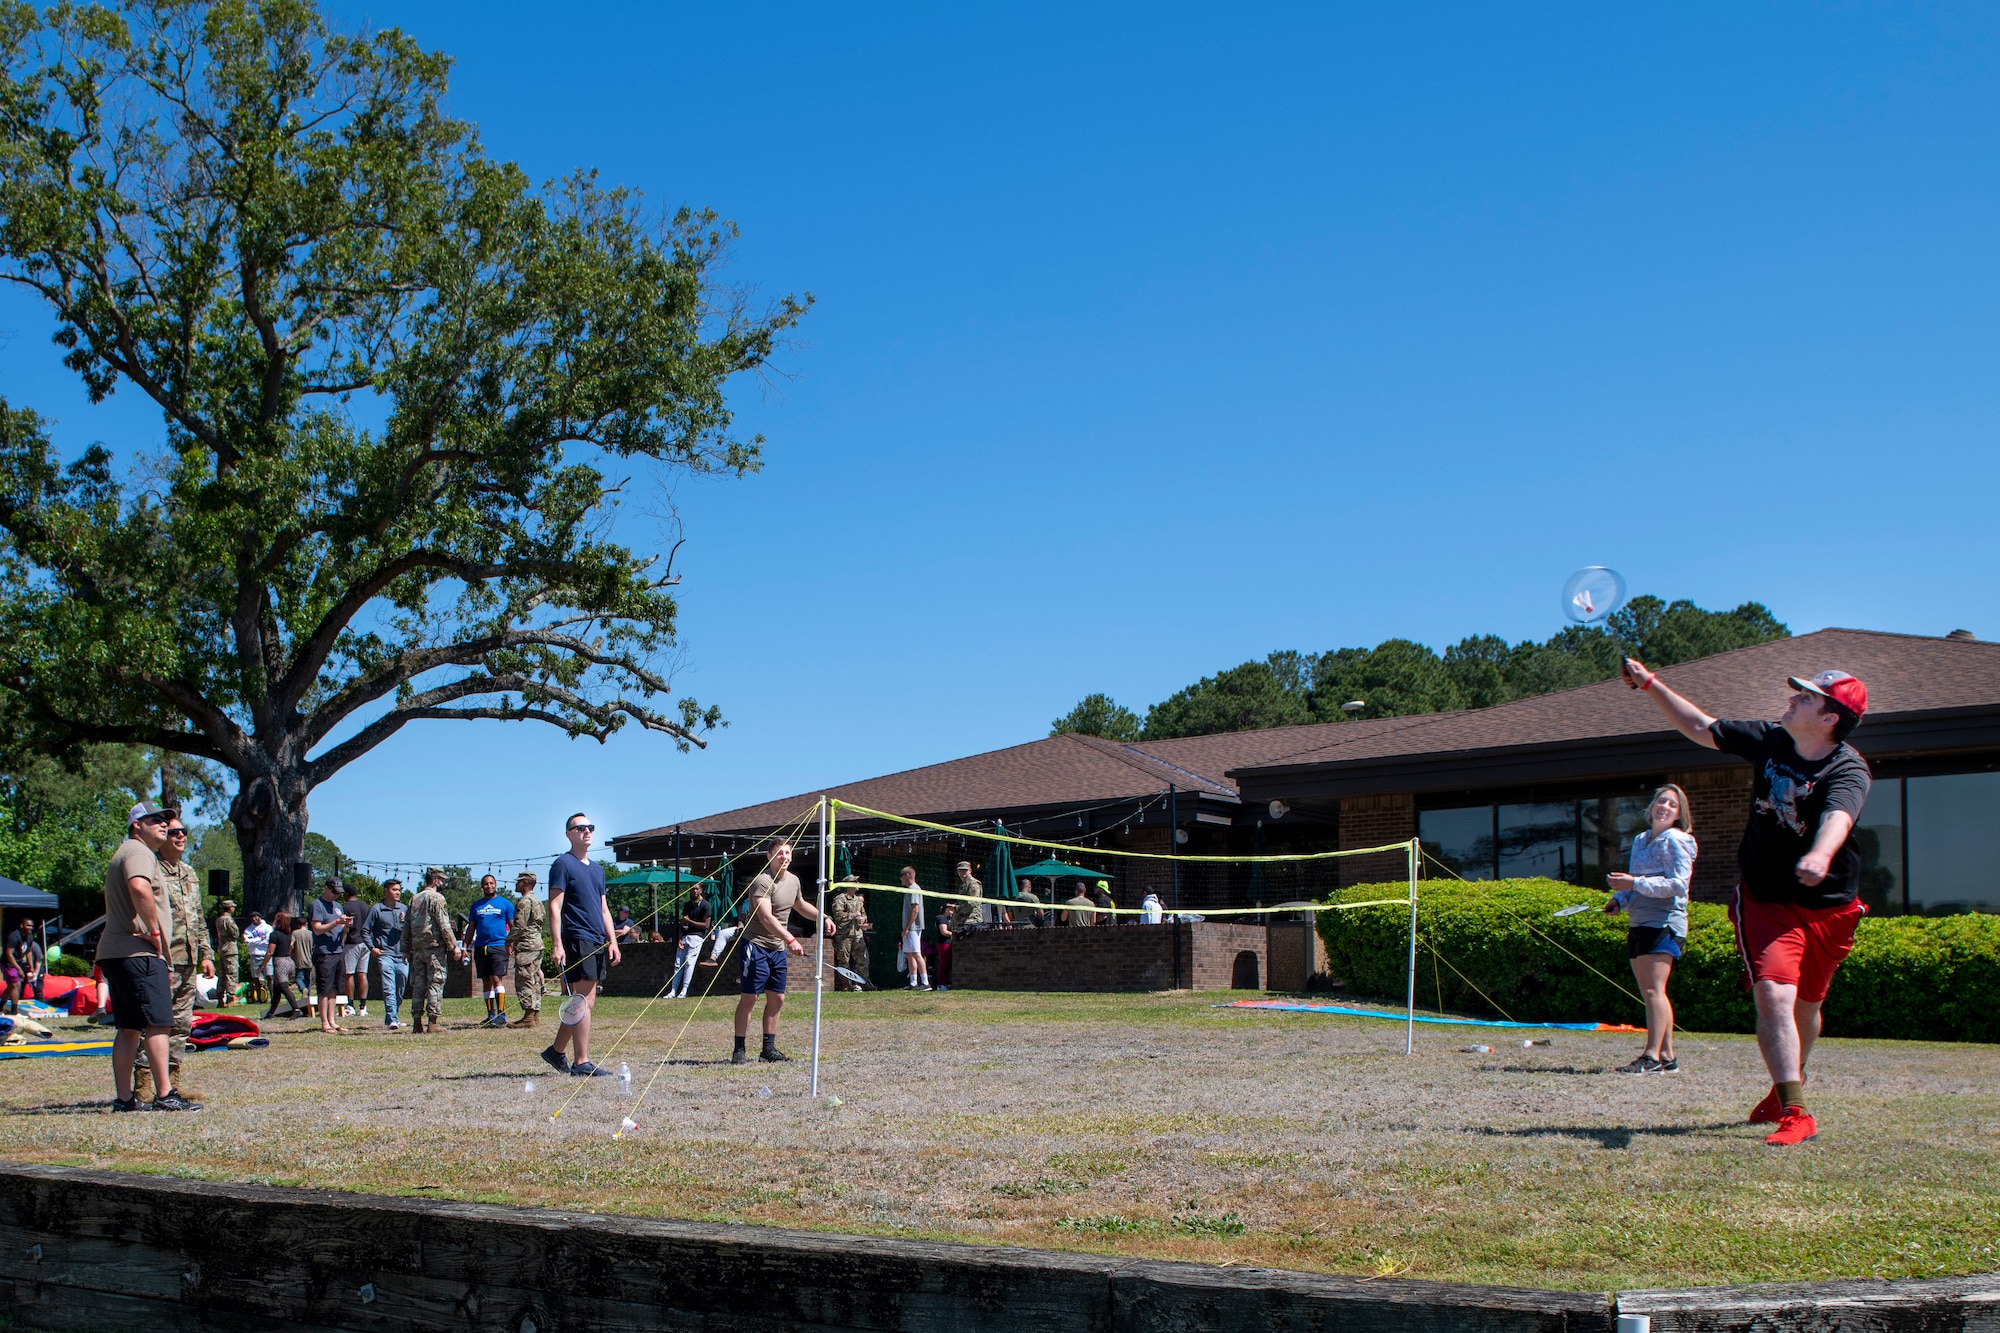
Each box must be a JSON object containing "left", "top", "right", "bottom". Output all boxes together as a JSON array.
[{"left": 1317, "top": 877, "right": 2000, "bottom": 1043}]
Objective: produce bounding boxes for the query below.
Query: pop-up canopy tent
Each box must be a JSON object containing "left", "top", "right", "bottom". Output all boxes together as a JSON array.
[{"left": 0, "top": 876, "right": 57, "bottom": 911}]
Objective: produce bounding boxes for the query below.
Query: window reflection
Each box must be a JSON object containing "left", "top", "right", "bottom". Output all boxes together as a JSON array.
[
  {"left": 1418, "top": 806, "right": 1495, "bottom": 880},
  {"left": 1907, "top": 773, "right": 2000, "bottom": 915},
  {"left": 1499, "top": 803, "right": 1579, "bottom": 881},
  {"left": 1854, "top": 777, "right": 1904, "bottom": 915},
  {"left": 1578, "top": 796, "right": 1655, "bottom": 890}
]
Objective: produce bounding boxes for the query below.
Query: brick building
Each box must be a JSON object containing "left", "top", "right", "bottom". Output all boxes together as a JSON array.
[{"left": 615, "top": 628, "right": 2000, "bottom": 930}]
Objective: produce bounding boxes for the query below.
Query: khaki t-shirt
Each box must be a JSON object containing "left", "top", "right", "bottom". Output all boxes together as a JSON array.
[
  {"left": 745, "top": 871, "right": 803, "bottom": 949},
  {"left": 101, "top": 838, "right": 169, "bottom": 961}
]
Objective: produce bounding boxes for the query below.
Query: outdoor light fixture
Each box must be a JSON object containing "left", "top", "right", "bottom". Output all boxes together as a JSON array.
[
  {"left": 1341, "top": 700, "right": 1365, "bottom": 715},
  {"left": 1268, "top": 800, "right": 1290, "bottom": 820}
]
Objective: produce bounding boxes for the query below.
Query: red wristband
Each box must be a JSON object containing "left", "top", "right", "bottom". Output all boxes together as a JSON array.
[{"left": 1640, "top": 674, "right": 1655, "bottom": 691}]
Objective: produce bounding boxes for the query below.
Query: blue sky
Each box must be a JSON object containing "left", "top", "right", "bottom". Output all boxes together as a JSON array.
[{"left": 4, "top": 3, "right": 1997, "bottom": 871}]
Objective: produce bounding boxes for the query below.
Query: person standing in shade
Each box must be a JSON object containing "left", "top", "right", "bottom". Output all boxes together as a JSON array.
[
  {"left": 405, "top": 868, "right": 464, "bottom": 1034},
  {"left": 508, "top": 872, "right": 548, "bottom": 1028},
  {"left": 828, "top": 879, "right": 870, "bottom": 991},
  {"left": 102, "top": 802, "right": 198, "bottom": 1112},
  {"left": 951, "top": 861, "right": 986, "bottom": 925},
  {"left": 935, "top": 903, "right": 966, "bottom": 991},
  {"left": 289, "top": 904, "right": 316, "bottom": 1006},
  {"left": 1062, "top": 882, "right": 1096, "bottom": 927},
  {"left": 1016, "top": 878, "right": 1044, "bottom": 928},
  {"left": 1625, "top": 659, "right": 1872, "bottom": 1146},
  {"left": 732, "top": 840, "right": 832, "bottom": 1064},
  {"left": 1090, "top": 879, "right": 1116, "bottom": 925},
  {"left": 367, "top": 880, "right": 410, "bottom": 1029},
  {"left": 1605, "top": 784, "right": 1698, "bottom": 1074},
  {"left": 341, "top": 884, "right": 372, "bottom": 1018},
  {"left": 670, "top": 882, "right": 713, "bottom": 999},
  {"left": 261, "top": 913, "right": 307, "bottom": 1018},
  {"left": 897, "top": 866, "right": 931, "bottom": 990},
  {"left": 613, "top": 906, "right": 640, "bottom": 944},
  {"left": 468, "top": 874, "right": 516, "bottom": 1028},
  {"left": 213, "top": 900, "right": 240, "bottom": 1008},
  {"left": 137, "top": 815, "right": 211, "bottom": 1099},
  {"left": 242, "top": 912, "right": 271, "bottom": 1004},
  {"left": 1140, "top": 888, "right": 1165, "bottom": 925},
  {"left": 308, "top": 879, "right": 352, "bottom": 1034},
  {"left": 2, "top": 916, "right": 30, "bottom": 1015},
  {"left": 545, "top": 814, "right": 620, "bottom": 1077}
]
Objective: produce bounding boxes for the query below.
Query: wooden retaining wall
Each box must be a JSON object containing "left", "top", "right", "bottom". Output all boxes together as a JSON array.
[{"left": 1, "top": 1164, "right": 1993, "bottom": 1333}]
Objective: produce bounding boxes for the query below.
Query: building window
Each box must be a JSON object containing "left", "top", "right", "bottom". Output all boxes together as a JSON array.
[
  {"left": 1418, "top": 806, "right": 1496, "bottom": 880},
  {"left": 1854, "top": 777, "right": 1904, "bottom": 915},
  {"left": 1498, "top": 803, "right": 1579, "bottom": 881},
  {"left": 1907, "top": 772, "right": 2000, "bottom": 915}
]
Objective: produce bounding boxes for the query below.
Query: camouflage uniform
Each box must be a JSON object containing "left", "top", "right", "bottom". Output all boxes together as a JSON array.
[
  {"left": 213, "top": 910, "right": 241, "bottom": 1006},
  {"left": 829, "top": 885, "right": 870, "bottom": 990},
  {"left": 143, "top": 858, "right": 211, "bottom": 1072},
  {"left": 405, "top": 881, "right": 460, "bottom": 1028},
  {"left": 952, "top": 871, "right": 986, "bottom": 924},
  {"left": 508, "top": 892, "right": 547, "bottom": 1016}
]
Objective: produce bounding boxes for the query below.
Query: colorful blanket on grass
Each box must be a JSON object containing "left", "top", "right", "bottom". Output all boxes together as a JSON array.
[{"left": 1224, "top": 999, "right": 1641, "bottom": 1032}]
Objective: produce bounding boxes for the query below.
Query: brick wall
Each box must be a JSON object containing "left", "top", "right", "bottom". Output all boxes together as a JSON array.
[
  {"left": 951, "top": 923, "right": 1271, "bottom": 992},
  {"left": 1338, "top": 793, "right": 1416, "bottom": 888},
  {"left": 1668, "top": 765, "right": 1753, "bottom": 903},
  {"left": 439, "top": 938, "right": 835, "bottom": 1000}
]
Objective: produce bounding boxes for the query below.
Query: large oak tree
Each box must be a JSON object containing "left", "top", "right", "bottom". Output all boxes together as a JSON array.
[{"left": 0, "top": 1, "right": 805, "bottom": 916}]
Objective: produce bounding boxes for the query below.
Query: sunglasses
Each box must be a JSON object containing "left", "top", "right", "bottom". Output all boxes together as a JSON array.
[{"left": 568, "top": 823, "right": 595, "bottom": 833}]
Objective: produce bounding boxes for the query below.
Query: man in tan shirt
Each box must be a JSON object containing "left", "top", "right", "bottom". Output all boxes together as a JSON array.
[
  {"left": 731, "top": 840, "right": 832, "bottom": 1065},
  {"left": 134, "top": 813, "right": 213, "bottom": 1097},
  {"left": 101, "top": 802, "right": 198, "bottom": 1112}
]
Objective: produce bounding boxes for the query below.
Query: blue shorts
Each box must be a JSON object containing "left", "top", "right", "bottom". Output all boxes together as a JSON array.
[
  {"left": 1627, "top": 926, "right": 1683, "bottom": 960},
  {"left": 740, "top": 943, "right": 788, "bottom": 995}
]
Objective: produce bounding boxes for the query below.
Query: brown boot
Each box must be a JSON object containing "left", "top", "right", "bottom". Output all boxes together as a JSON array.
[{"left": 508, "top": 1011, "right": 538, "bottom": 1029}]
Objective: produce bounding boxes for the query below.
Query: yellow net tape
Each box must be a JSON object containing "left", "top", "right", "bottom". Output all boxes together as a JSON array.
[
  {"left": 835, "top": 879, "right": 1410, "bottom": 917},
  {"left": 830, "top": 799, "right": 1414, "bottom": 864}
]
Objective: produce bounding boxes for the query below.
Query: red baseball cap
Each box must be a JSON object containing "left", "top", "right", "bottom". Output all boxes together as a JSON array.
[{"left": 1788, "top": 670, "right": 1868, "bottom": 717}]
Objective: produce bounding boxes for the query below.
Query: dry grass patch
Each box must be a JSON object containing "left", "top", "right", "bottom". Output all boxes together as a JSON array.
[{"left": 4, "top": 989, "right": 1997, "bottom": 1289}]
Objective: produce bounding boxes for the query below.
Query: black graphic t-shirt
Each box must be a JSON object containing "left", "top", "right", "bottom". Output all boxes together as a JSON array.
[{"left": 1710, "top": 719, "right": 1873, "bottom": 908}]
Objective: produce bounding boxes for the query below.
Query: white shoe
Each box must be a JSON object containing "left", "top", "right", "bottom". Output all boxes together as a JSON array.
[
  {"left": 340, "top": 1004, "right": 354, "bottom": 1016},
  {"left": 356, "top": 1006, "right": 368, "bottom": 1016}
]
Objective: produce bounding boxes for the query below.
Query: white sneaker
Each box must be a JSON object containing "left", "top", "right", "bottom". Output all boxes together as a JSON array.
[
  {"left": 340, "top": 1003, "right": 354, "bottom": 1016},
  {"left": 356, "top": 1006, "right": 368, "bottom": 1017}
]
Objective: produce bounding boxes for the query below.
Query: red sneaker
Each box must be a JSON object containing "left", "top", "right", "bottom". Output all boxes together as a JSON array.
[
  {"left": 1764, "top": 1108, "right": 1817, "bottom": 1146},
  {"left": 1748, "top": 1087, "right": 1783, "bottom": 1125}
]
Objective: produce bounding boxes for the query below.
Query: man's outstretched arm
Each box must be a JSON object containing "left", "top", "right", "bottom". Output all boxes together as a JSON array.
[{"left": 1623, "top": 658, "right": 1720, "bottom": 750}]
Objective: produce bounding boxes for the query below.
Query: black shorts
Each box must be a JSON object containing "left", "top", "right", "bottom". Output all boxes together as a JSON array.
[
  {"left": 1627, "top": 926, "right": 1684, "bottom": 960},
  {"left": 312, "top": 952, "right": 343, "bottom": 995},
  {"left": 562, "top": 937, "right": 609, "bottom": 986},
  {"left": 102, "top": 955, "right": 173, "bottom": 1030},
  {"left": 474, "top": 946, "right": 511, "bottom": 980}
]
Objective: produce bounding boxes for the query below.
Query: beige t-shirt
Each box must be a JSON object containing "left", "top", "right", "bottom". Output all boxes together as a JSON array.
[
  {"left": 101, "top": 838, "right": 169, "bottom": 961},
  {"left": 744, "top": 871, "right": 802, "bottom": 948}
]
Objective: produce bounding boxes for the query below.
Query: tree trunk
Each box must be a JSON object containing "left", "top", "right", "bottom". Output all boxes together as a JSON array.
[{"left": 231, "top": 767, "right": 312, "bottom": 922}]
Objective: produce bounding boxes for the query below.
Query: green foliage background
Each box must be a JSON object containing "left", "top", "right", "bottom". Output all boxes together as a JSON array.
[{"left": 1318, "top": 877, "right": 2000, "bottom": 1043}]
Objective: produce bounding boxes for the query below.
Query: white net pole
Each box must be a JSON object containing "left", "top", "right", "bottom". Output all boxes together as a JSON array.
[
  {"left": 810, "top": 795, "right": 828, "bottom": 1098},
  {"left": 1405, "top": 839, "right": 1418, "bottom": 1056}
]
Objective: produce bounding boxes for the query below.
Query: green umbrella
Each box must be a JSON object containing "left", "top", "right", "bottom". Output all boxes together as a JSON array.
[
  {"left": 605, "top": 865, "right": 706, "bottom": 885},
  {"left": 986, "top": 824, "right": 1017, "bottom": 905},
  {"left": 1011, "top": 858, "right": 1112, "bottom": 880}
]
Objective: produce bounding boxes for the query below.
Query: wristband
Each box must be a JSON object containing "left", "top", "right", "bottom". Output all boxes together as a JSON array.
[{"left": 1640, "top": 673, "right": 1655, "bottom": 691}]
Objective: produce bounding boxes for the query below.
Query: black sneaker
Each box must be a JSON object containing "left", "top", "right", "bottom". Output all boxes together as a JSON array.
[
  {"left": 150, "top": 1091, "right": 202, "bottom": 1112},
  {"left": 730, "top": 1048, "right": 748, "bottom": 1065},
  {"left": 569, "top": 1061, "right": 612, "bottom": 1078},
  {"left": 540, "top": 1046, "right": 571, "bottom": 1074},
  {"left": 1614, "top": 1056, "right": 1663, "bottom": 1075},
  {"left": 1657, "top": 1056, "right": 1680, "bottom": 1073},
  {"left": 759, "top": 1046, "right": 792, "bottom": 1063},
  {"left": 110, "top": 1096, "right": 148, "bottom": 1113}
]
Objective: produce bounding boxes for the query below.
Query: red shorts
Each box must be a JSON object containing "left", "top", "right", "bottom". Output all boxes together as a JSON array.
[{"left": 1729, "top": 888, "right": 1863, "bottom": 1003}]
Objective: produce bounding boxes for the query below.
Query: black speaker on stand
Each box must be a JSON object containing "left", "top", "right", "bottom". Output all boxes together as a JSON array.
[{"left": 291, "top": 862, "right": 313, "bottom": 920}]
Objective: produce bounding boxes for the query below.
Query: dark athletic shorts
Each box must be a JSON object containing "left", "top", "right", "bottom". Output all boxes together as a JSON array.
[
  {"left": 1627, "top": 926, "right": 1683, "bottom": 960},
  {"left": 561, "top": 935, "right": 609, "bottom": 987},
  {"left": 474, "top": 945, "right": 511, "bottom": 979},
  {"left": 312, "top": 952, "right": 343, "bottom": 997},
  {"left": 1729, "top": 888, "right": 1862, "bottom": 1003},
  {"left": 740, "top": 942, "right": 789, "bottom": 995},
  {"left": 102, "top": 955, "right": 173, "bottom": 1030}
]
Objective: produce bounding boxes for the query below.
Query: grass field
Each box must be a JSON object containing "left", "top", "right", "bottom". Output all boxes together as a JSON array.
[{"left": 5, "top": 989, "right": 1998, "bottom": 1291}]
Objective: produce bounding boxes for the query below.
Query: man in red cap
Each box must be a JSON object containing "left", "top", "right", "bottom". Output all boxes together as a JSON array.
[{"left": 1622, "top": 660, "right": 1872, "bottom": 1146}]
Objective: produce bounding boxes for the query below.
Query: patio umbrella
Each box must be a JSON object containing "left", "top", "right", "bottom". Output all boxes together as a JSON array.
[
  {"left": 1012, "top": 858, "right": 1111, "bottom": 924},
  {"left": 985, "top": 824, "right": 1017, "bottom": 922},
  {"left": 605, "top": 865, "right": 705, "bottom": 934}
]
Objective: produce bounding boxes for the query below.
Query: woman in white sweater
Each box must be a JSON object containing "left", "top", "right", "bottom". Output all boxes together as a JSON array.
[{"left": 1604, "top": 784, "right": 1696, "bottom": 1074}]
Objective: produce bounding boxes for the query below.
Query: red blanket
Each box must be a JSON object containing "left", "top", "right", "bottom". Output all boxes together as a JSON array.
[{"left": 188, "top": 1012, "right": 262, "bottom": 1049}]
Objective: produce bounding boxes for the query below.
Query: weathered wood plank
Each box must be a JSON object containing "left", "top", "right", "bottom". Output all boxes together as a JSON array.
[
  {"left": 1618, "top": 1275, "right": 2000, "bottom": 1333},
  {"left": 1111, "top": 1259, "right": 1609, "bottom": 1333}
]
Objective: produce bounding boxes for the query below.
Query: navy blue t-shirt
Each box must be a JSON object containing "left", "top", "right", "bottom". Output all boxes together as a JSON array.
[
  {"left": 468, "top": 894, "right": 515, "bottom": 949},
  {"left": 549, "top": 853, "right": 608, "bottom": 945}
]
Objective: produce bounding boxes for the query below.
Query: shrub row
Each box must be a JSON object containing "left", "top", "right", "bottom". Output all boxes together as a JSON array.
[{"left": 1317, "top": 877, "right": 2000, "bottom": 1043}]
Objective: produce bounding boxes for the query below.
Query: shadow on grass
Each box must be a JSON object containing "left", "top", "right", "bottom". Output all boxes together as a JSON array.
[
  {"left": 11, "top": 1101, "right": 120, "bottom": 1116},
  {"left": 1488, "top": 1064, "right": 1608, "bottom": 1076},
  {"left": 1471, "top": 1122, "right": 1740, "bottom": 1150}
]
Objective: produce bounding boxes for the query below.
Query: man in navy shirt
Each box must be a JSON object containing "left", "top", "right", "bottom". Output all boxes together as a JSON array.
[
  {"left": 1625, "top": 657, "right": 1872, "bottom": 1147},
  {"left": 467, "top": 874, "right": 517, "bottom": 1029},
  {"left": 543, "top": 813, "right": 620, "bottom": 1077}
]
